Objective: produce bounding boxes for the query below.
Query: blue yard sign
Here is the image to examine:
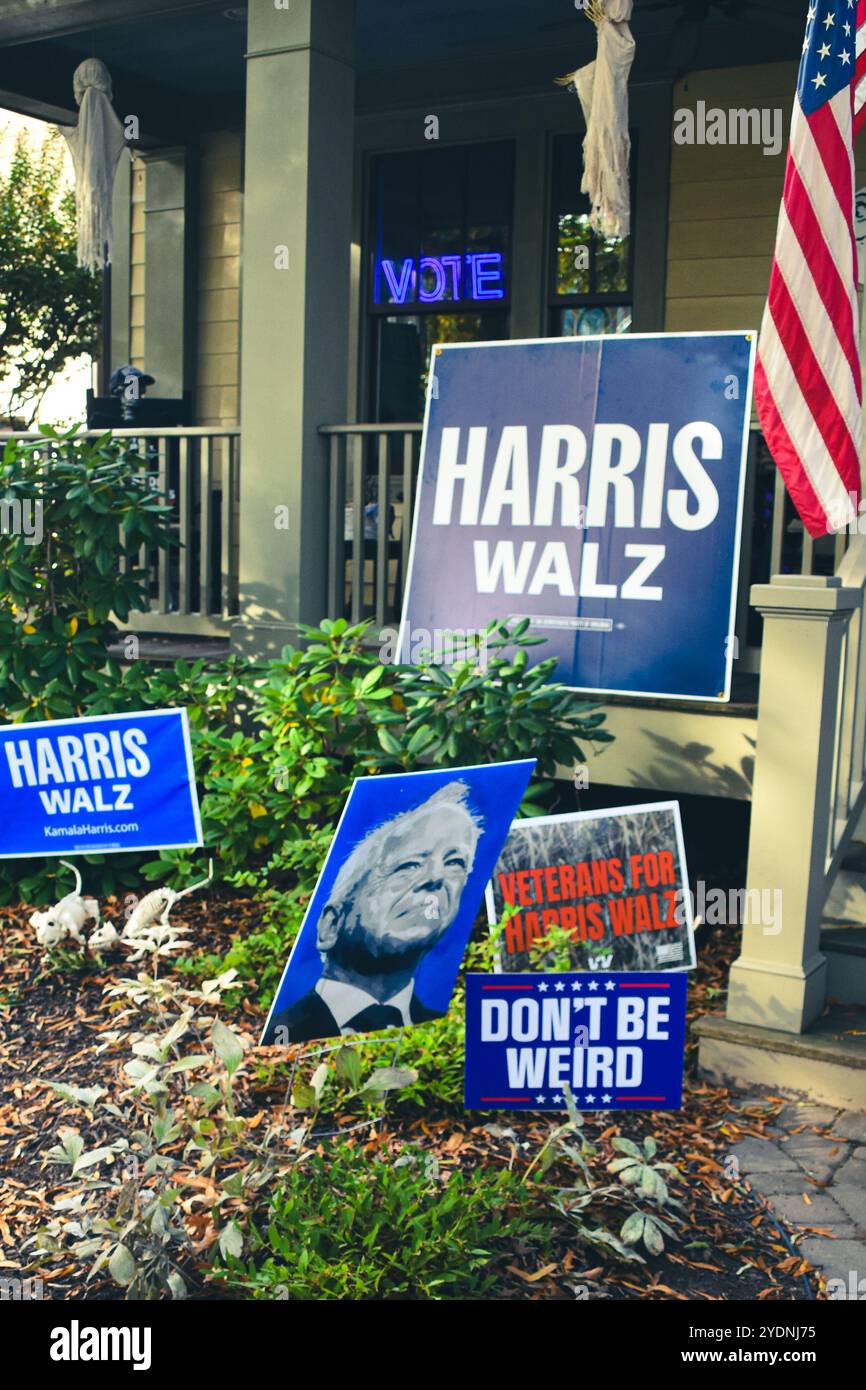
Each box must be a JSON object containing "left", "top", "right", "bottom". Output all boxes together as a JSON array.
[
  {"left": 464, "top": 971, "right": 688, "bottom": 1111},
  {"left": 400, "top": 332, "right": 756, "bottom": 701},
  {"left": 0, "top": 708, "right": 203, "bottom": 857},
  {"left": 261, "top": 759, "right": 535, "bottom": 1047}
]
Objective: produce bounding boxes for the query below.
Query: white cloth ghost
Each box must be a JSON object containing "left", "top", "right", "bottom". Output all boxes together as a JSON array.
[
  {"left": 563, "top": 0, "right": 635, "bottom": 240},
  {"left": 62, "top": 58, "right": 127, "bottom": 273}
]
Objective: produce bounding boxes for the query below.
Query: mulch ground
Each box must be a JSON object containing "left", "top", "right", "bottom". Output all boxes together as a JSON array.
[{"left": 0, "top": 895, "right": 827, "bottom": 1300}]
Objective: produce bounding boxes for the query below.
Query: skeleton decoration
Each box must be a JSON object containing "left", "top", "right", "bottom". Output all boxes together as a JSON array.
[
  {"left": 121, "top": 861, "right": 214, "bottom": 939},
  {"left": 31, "top": 860, "right": 213, "bottom": 954},
  {"left": 30, "top": 860, "right": 100, "bottom": 950},
  {"left": 557, "top": 0, "right": 635, "bottom": 240}
]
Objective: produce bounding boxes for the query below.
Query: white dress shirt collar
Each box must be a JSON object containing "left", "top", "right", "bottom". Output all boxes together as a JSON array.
[{"left": 316, "top": 975, "right": 414, "bottom": 1030}]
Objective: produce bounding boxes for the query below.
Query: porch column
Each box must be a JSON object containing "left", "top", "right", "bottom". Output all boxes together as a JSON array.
[
  {"left": 232, "top": 0, "right": 356, "bottom": 655},
  {"left": 727, "top": 576, "right": 859, "bottom": 1033}
]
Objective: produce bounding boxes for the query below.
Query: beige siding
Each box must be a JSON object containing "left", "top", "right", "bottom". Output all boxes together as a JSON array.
[
  {"left": 197, "top": 132, "right": 242, "bottom": 426},
  {"left": 665, "top": 62, "right": 866, "bottom": 332},
  {"left": 130, "top": 157, "right": 146, "bottom": 368}
]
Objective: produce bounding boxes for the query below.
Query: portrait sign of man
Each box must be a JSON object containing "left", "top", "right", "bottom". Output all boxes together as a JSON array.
[{"left": 260, "top": 760, "right": 535, "bottom": 1047}]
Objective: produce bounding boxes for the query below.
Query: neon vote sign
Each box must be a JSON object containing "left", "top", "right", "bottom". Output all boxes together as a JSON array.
[{"left": 375, "top": 252, "right": 505, "bottom": 306}]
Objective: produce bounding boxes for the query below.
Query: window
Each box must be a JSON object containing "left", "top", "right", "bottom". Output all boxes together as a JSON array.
[
  {"left": 368, "top": 142, "right": 514, "bottom": 420},
  {"left": 549, "top": 132, "right": 633, "bottom": 337}
]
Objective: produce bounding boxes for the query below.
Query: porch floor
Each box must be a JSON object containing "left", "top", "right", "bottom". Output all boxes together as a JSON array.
[{"left": 694, "top": 1004, "right": 866, "bottom": 1111}]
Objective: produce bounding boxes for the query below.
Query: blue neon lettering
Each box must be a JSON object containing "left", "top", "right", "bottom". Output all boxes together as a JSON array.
[
  {"left": 380, "top": 257, "right": 415, "bottom": 304},
  {"left": 418, "top": 256, "right": 448, "bottom": 302},
  {"left": 469, "top": 252, "right": 506, "bottom": 300},
  {"left": 377, "top": 252, "right": 504, "bottom": 305}
]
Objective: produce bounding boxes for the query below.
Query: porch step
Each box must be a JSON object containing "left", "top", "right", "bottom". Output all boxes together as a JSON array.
[
  {"left": 823, "top": 866, "right": 866, "bottom": 927},
  {"left": 822, "top": 927, "right": 866, "bottom": 1004},
  {"left": 694, "top": 1006, "right": 866, "bottom": 1109},
  {"left": 108, "top": 633, "right": 231, "bottom": 665},
  {"left": 821, "top": 849, "right": 866, "bottom": 1000}
]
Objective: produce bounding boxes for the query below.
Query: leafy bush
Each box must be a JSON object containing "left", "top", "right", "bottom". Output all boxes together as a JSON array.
[
  {"left": 0, "top": 130, "right": 100, "bottom": 425},
  {"left": 0, "top": 429, "right": 173, "bottom": 722},
  {"left": 0, "top": 430, "right": 613, "bottom": 909},
  {"left": 143, "top": 617, "right": 614, "bottom": 892},
  {"left": 219, "top": 1142, "right": 545, "bottom": 1300}
]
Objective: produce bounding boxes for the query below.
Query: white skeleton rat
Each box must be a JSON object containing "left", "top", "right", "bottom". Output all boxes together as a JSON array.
[
  {"left": 30, "top": 860, "right": 100, "bottom": 950},
  {"left": 88, "top": 918, "right": 122, "bottom": 952},
  {"left": 121, "top": 861, "right": 214, "bottom": 939}
]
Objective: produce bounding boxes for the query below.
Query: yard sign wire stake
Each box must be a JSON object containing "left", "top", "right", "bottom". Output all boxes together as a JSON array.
[{"left": 281, "top": 1029, "right": 406, "bottom": 1144}]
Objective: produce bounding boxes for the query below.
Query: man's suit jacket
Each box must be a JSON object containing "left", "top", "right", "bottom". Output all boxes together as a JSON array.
[{"left": 264, "top": 985, "right": 441, "bottom": 1045}]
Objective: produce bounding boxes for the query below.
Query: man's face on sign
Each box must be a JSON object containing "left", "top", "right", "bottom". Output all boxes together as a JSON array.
[{"left": 324, "top": 804, "right": 474, "bottom": 971}]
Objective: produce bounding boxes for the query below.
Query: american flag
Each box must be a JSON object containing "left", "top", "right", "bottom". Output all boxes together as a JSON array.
[{"left": 755, "top": 0, "right": 866, "bottom": 538}]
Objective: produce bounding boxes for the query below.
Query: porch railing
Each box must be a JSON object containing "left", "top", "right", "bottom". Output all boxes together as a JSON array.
[
  {"left": 319, "top": 423, "right": 423, "bottom": 628},
  {"left": 320, "top": 423, "right": 843, "bottom": 666},
  {"left": 5, "top": 419, "right": 850, "bottom": 651},
  {"left": 726, "top": 541, "right": 866, "bottom": 1034},
  {"left": 5, "top": 426, "right": 240, "bottom": 636}
]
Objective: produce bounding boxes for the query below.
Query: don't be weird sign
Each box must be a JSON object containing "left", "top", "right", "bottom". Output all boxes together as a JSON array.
[{"left": 464, "top": 972, "right": 688, "bottom": 1111}]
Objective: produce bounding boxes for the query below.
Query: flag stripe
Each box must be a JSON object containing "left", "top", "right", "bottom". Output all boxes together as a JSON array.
[
  {"left": 765, "top": 274, "right": 861, "bottom": 503},
  {"left": 782, "top": 173, "right": 861, "bottom": 394},
  {"left": 757, "top": 319, "right": 857, "bottom": 529},
  {"left": 754, "top": 357, "right": 840, "bottom": 538},
  {"left": 756, "top": 2, "right": 863, "bottom": 540},
  {"left": 775, "top": 205, "right": 861, "bottom": 434}
]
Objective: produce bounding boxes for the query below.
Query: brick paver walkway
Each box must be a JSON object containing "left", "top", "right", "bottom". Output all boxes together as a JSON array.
[{"left": 731, "top": 1102, "right": 866, "bottom": 1293}]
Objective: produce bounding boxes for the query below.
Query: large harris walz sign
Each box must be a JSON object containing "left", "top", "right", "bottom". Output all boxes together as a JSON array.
[{"left": 400, "top": 332, "right": 756, "bottom": 701}]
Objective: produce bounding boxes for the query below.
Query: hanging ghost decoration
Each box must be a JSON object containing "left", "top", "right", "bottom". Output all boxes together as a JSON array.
[
  {"left": 557, "top": 0, "right": 635, "bottom": 240},
  {"left": 62, "top": 58, "right": 128, "bottom": 273}
]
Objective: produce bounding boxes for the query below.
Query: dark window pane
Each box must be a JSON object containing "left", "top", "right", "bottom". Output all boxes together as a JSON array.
[
  {"left": 555, "top": 304, "right": 632, "bottom": 337},
  {"left": 550, "top": 132, "right": 632, "bottom": 303},
  {"left": 375, "top": 312, "right": 509, "bottom": 422},
  {"left": 370, "top": 142, "right": 514, "bottom": 310},
  {"left": 595, "top": 234, "right": 630, "bottom": 293},
  {"left": 556, "top": 212, "right": 592, "bottom": 295}
]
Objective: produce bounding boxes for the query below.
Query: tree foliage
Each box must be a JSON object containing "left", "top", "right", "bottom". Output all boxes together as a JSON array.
[{"left": 0, "top": 128, "right": 100, "bottom": 424}]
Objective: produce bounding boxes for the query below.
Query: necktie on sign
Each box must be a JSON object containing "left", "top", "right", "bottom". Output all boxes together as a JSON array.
[{"left": 346, "top": 1003, "right": 404, "bottom": 1032}]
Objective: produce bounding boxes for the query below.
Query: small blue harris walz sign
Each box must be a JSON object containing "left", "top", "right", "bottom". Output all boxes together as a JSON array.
[
  {"left": 0, "top": 709, "right": 202, "bottom": 858},
  {"left": 464, "top": 971, "right": 687, "bottom": 1111}
]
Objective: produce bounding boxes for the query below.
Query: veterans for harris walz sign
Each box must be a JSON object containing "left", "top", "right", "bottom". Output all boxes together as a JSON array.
[
  {"left": 464, "top": 971, "right": 688, "bottom": 1111},
  {"left": 0, "top": 709, "right": 202, "bottom": 857},
  {"left": 486, "top": 801, "right": 695, "bottom": 974},
  {"left": 400, "top": 332, "right": 756, "bottom": 701}
]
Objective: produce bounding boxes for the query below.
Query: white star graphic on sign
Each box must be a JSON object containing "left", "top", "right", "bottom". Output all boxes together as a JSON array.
[
  {"left": 553, "top": 1094, "right": 564, "bottom": 1104},
  {"left": 841, "top": 48, "right": 851, "bottom": 62},
  {"left": 555, "top": 981, "right": 566, "bottom": 992},
  {"left": 585, "top": 1093, "right": 596, "bottom": 1103},
  {"left": 602, "top": 1094, "right": 612, "bottom": 1104},
  {"left": 535, "top": 1094, "right": 546, "bottom": 1104},
  {"left": 818, "top": 40, "right": 831, "bottom": 56},
  {"left": 538, "top": 982, "right": 548, "bottom": 992},
  {"left": 823, "top": 11, "right": 835, "bottom": 26},
  {"left": 605, "top": 981, "right": 616, "bottom": 991},
  {"left": 813, "top": 71, "right": 827, "bottom": 87},
  {"left": 843, "top": 19, "right": 851, "bottom": 32},
  {"left": 588, "top": 980, "right": 599, "bottom": 991},
  {"left": 570, "top": 980, "right": 582, "bottom": 991}
]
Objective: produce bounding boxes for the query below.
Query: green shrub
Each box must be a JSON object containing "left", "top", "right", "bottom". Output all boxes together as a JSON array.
[
  {"left": 0, "top": 431, "right": 613, "bottom": 909},
  {"left": 0, "top": 429, "right": 173, "bottom": 722},
  {"left": 145, "top": 617, "right": 614, "bottom": 889},
  {"left": 219, "top": 1142, "right": 547, "bottom": 1300}
]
